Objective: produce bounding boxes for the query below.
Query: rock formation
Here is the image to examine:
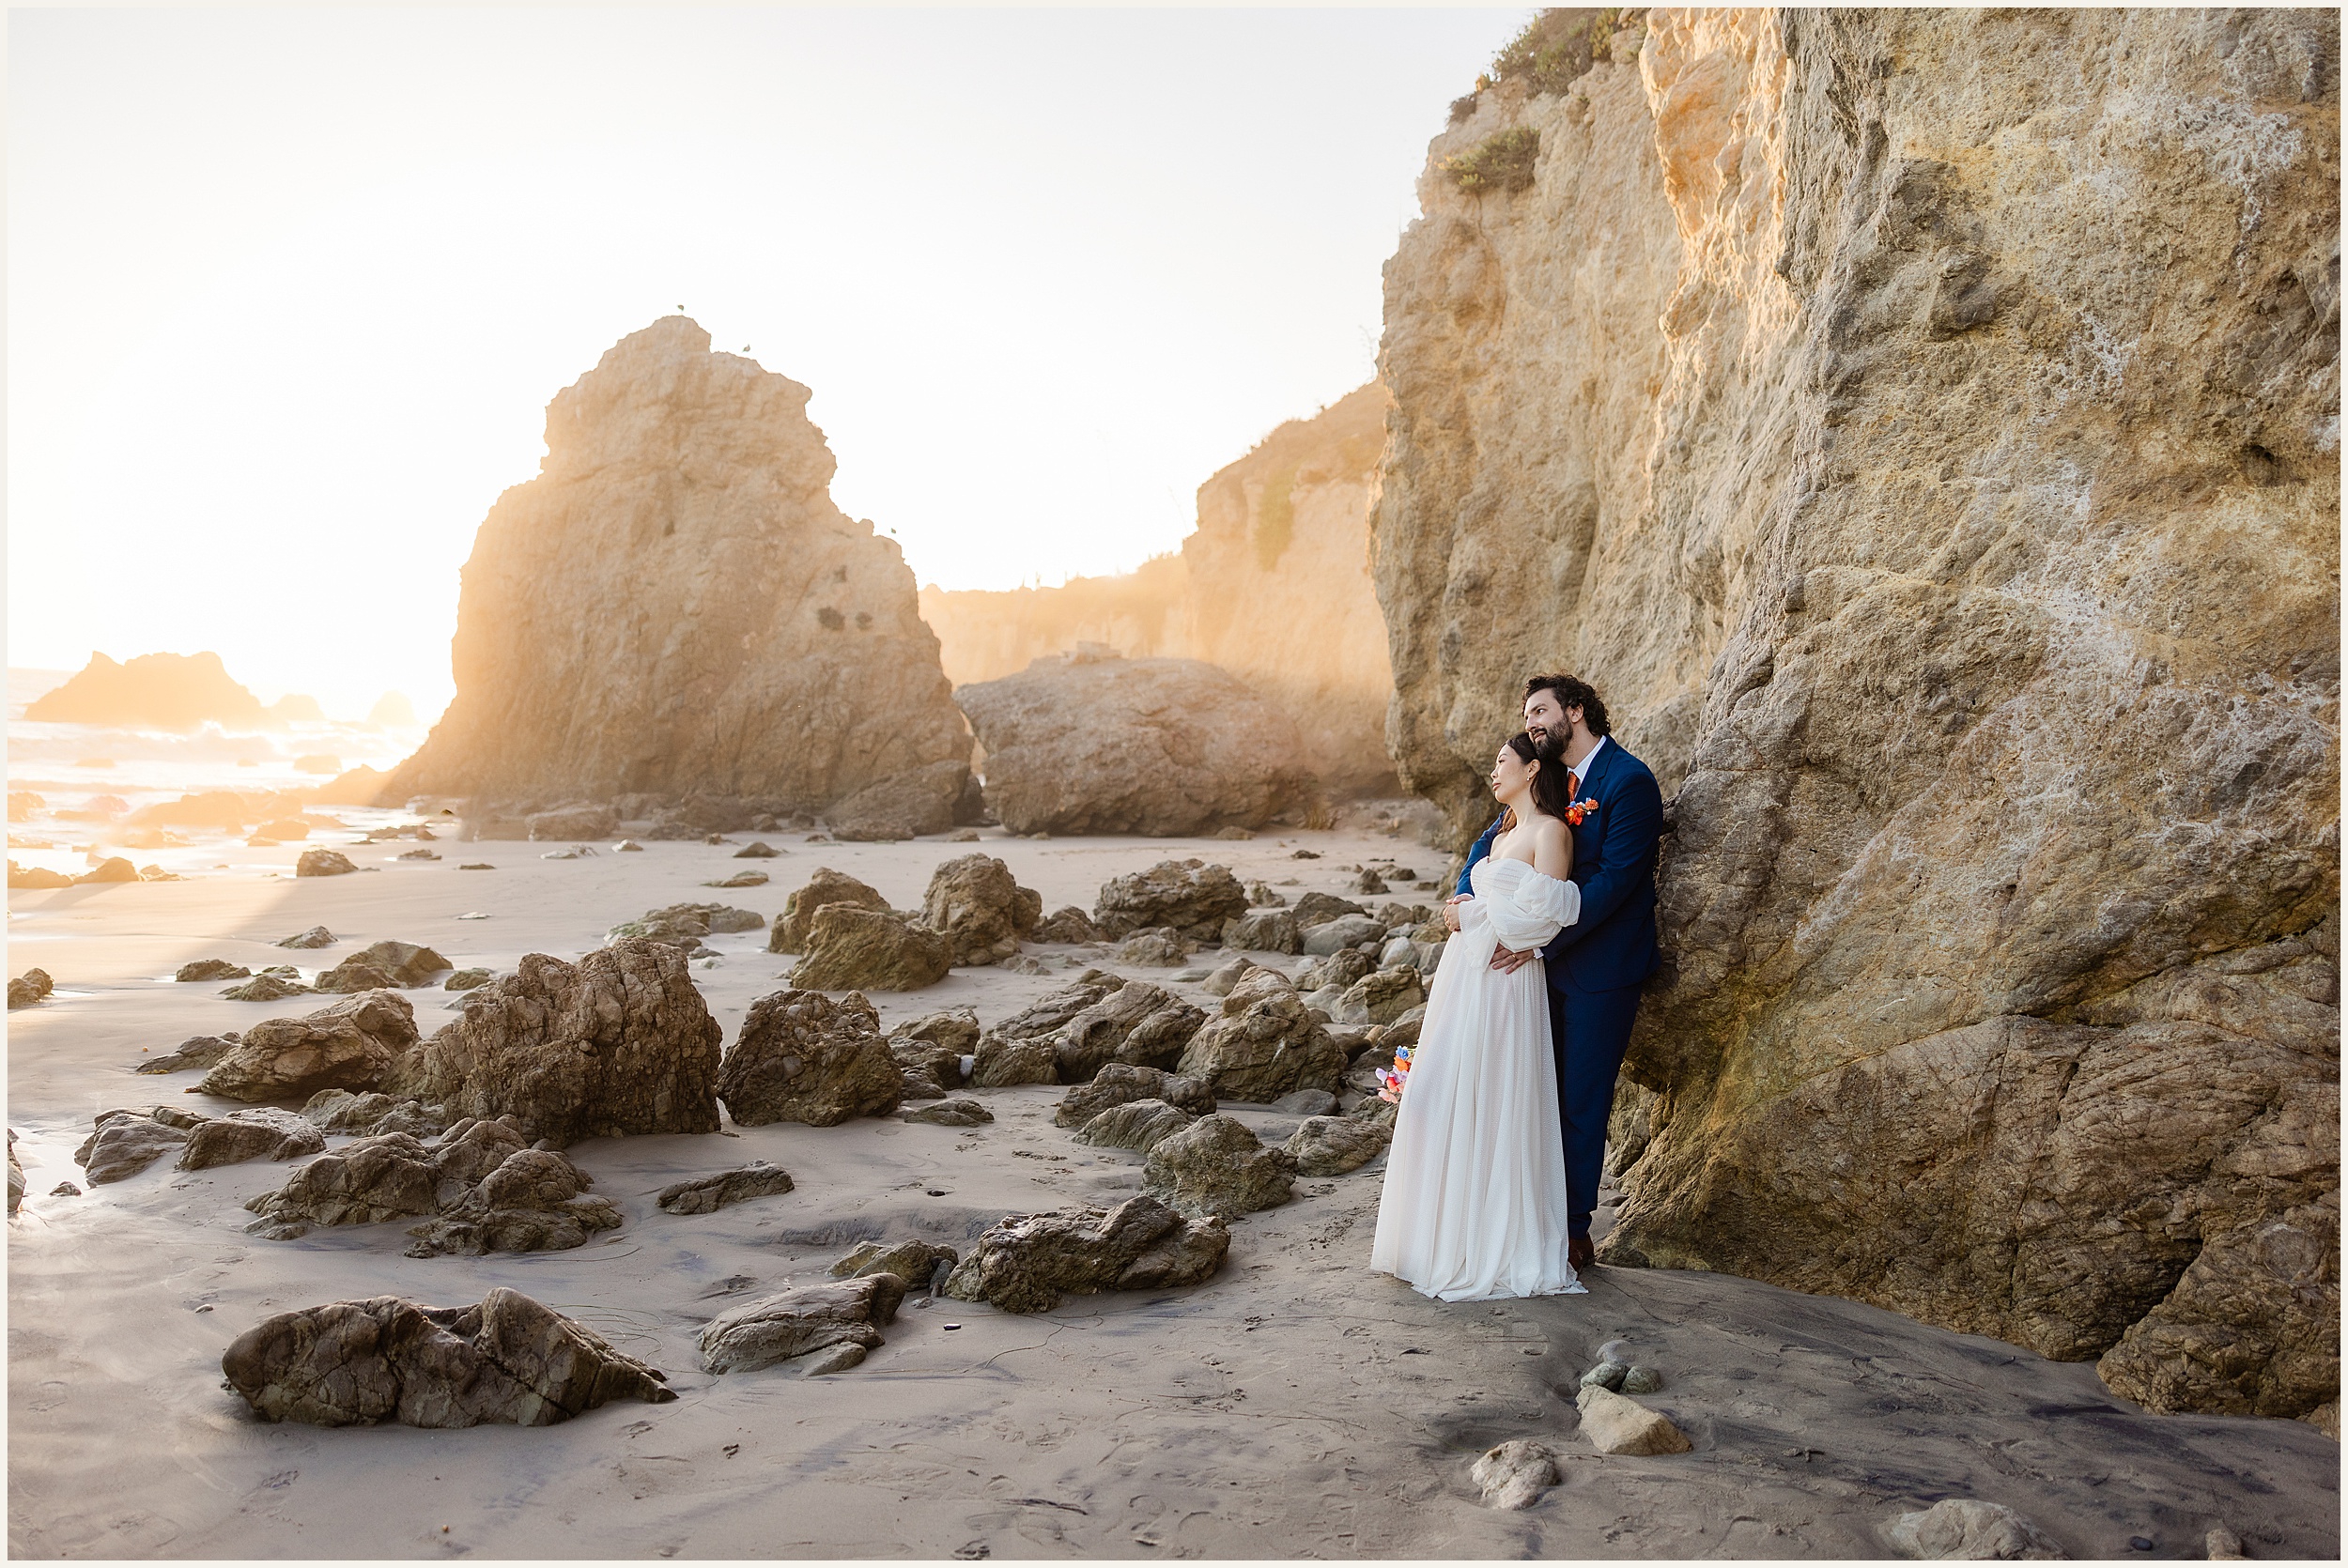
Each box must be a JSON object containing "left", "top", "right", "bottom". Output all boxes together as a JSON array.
[
  {"left": 699, "top": 1275, "right": 905, "bottom": 1376},
  {"left": 380, "top": 942, "right": 722, "bottom": 1145},
  {"left": 1285, "top": 1114, "right": 1392, "bottom": 1176},
  {"left": 942, "top": 1194, "right": 1230, "bottom": 1313},
  {"left": 178, "top": 1109, "right": 327, "bottom": 1171},
  {"left": 378, "top": 316, "right": 970, "bottom": 823},
  {"left": 1142, "top": 1113, "right": 1298, "bottom": 1219},
  {"left": 770, "top": 869, "right": 891, "bottom": 953},
  {"left": 716, "top": 990, "right": 903, "bottom": 1126},
  {"left": 1375, "top": 8, "right": 2340, "bottom": 1420},
  {"left": 1073, "top": 1099, "right": 1197, "bottom": 1153},
  {"left": 198, "top": 991, "right": 422, "bottom": 1102},
  {"left": 921, "top": 383, "right": 1397, "bottom": 794},
  {"left": 920, "top": 854, "right": 1043, "bottom": 964},
  {"left": 1053, "top": 1062, "right": 1217, "bottom": 1129},
  {"left": 656, "top": 1161, "right": 796, "bottom": 1215},
  {"left": 1094, "top": 860, "right": 1249, "bottom": 942},
  {"left": 1047, "top": 981, "right": 1206, "bottom": 1083},
  {"left": 221, "top": 1286, "right": 673, "bottom": 1427},
  {"left": 1175, "top": 969, "right": 1348, "bottom": 1103},
  {"left": 24, "top": 651, "right": 317, "bottom": 731},
  {"left": 787, "top": 905, "right": 952, "bottom": 992},
  {"left": 956, "top": 652, "right": 1319, "bottom": 836}
]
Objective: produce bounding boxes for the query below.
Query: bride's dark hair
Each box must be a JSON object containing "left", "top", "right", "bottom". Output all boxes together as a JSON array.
[{"left": 1499, "top": 730, "right": 1576, "bottom": 829}]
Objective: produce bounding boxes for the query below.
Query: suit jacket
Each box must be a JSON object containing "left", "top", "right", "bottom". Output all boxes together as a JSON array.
[{"left": 1454, "top": 738, "right": 1662, "bottom": 995}]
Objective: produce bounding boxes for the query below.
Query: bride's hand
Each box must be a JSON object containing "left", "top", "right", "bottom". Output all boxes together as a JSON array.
[
  {"left": 1443, "top": 895, "right": 1468, "bottom": 933},
  {"left": 1490, "top": 943, "right": 1539, "bottom": 974}
]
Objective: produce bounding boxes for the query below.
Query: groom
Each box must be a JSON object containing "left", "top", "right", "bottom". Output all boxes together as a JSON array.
[{"left": 1446, "top": 674, "right": 1663, "bottom": 1270}]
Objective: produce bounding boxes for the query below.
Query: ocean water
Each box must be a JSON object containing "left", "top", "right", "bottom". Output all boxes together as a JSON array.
[{"left": 7, "top": 669, "right": 431, "bottom": 879}]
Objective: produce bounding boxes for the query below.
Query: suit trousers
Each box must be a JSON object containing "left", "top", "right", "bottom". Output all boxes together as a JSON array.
[{"left": 1546, "top": 980, "right": 1645, "bottom": 1238}]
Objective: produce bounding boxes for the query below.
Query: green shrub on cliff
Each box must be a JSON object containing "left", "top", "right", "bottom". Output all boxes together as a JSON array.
[
  {"left": 1444, "top": 126, "right": 1541, "bottom": 195},
  {"left": 1490, "top": 8, "right": 1641, "bottom": 97}
]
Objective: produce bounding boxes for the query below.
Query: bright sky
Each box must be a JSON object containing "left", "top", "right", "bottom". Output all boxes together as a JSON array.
[{"left": 8, "top": 6, "right": 1525, "bottom": 723}]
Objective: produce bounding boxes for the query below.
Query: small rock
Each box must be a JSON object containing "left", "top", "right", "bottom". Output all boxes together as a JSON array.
[
  {"left": 1284, "top": 1115, "right": 1392, "bottom": 1176},
  {"left": 295, "top": 849, "right": 357, "bottom": 877},
  {"left": 8, "top": 968, "right": 55, "bottom": 1009},
  {"left": 1354, "top": 869, "right": 1387, "bottom": 895},
  {"left": 734, "top": 841, "right": 781, "bottom": 858},
  {"left": 1575, "top": 1384, "right": 1691, "bottom": 1455},
  {"left": 616, "top": 839, "right": 644, "bottom": 852},
  {"left": 1301, "top": 914, "right": 1385, "bottom": 956},
  {"left": 656, "top": 1161, "right": 796, "bottom": 1214},
  {"left": 1032, "top": 906, "right": 1104, "bottom": 945},
  {"left": 1074, "top": 1099, "right": 1197, "bottom": 1153},
  {"left": 1116, "top": 928, "right": 1192, "bottom": 967},
  {"left": 1143, "top": 1113, "right": 1296, "bottom": 1219},
  {"left": 220, "top": 974, "right": 314, "bottom": 1002},
  {"left": 1272, "top": 1088, "right": 1336, "bottom": 1116},
  {"left": 1056, "top": 1062, "right": 1216, "bottom": 1128},
  {"left": 277, "top": 926, "right": 337, "bottom": 949},
  {"left": 700, "top": 1275, "right": 905, "bottom": 1375},
  {"left": 1472, "top": 1438, "right": 1560, "bottom": 1510},
  {"left": 1882, "top": 1499, "right": 2065, "bottom": 1560},
  {"left": 300, "top": 1089, "right": 444, "bottom": 1138},
  {"left": 1580, "top": 1360, "right": 1630, "bottom": 1391},
  {"left": 1167, "top": 967, "right": 1211, "bottom": 983},
  {"left": 704, "top": 870, "right": 769, "bottom": 888},
  {"left": 73, "top": 1113, "right": 191, "bottom": 1183},
  {"left": 176, "top": 959, "right": 251, "bottom": 982},
  {"left": 397, "top": 848, "right": 441, "bottom": 861},
  {"left": 942, "top": 1193, "right": 1229, "bottom": 1313},
  {"left": 950, "top": 828, "right": 981, "bottom": 842},
  {"left": 221, "top": 1286, "right": 672, "bottom": 1426},
  {"left": 49, "top": 1181, "right": 80, "bottom": 1197},
  {"left": 459, "top": 862, "right": 496, "bottom": 870},
  {"left": 831, "top": 1238, "right": 959, "bottom": 1284},
  {"left": 2205, "top": 1527, "right": 2246, "bottom": 1560},
  {"left": 1200, "top": 957, "right": 1264, "bottom": 996},
  {"left": 904, "top": 1099, "right": 993, "bottom": 1127},
  {"left": 443, "top": 967, "right": 493, "bottom": 991},
  {"left": 1620, "top": 1364, "right": 1664, "bottom": 1394}
]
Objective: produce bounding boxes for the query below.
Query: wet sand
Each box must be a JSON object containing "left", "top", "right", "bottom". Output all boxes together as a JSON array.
[{"left": 7, "top": 828, "right": 2338, "bottom": 1559}]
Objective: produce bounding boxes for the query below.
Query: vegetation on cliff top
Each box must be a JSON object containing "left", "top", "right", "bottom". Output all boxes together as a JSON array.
[
  {"left": 1452, "top": 7, "right": 1645, "bottom": 121},
  {"left": 1444, "top": 126, "right": 1541, "bottom": 195}
]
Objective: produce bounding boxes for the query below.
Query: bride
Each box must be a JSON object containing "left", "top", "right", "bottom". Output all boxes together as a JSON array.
[{"left": 1370, "top": 731, "right": 1585, "bottom": 1301}]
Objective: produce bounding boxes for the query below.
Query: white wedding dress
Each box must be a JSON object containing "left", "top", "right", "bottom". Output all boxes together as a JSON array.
[{"left": 1370, "top": 854, "right": 1586, "bottom": 1301}]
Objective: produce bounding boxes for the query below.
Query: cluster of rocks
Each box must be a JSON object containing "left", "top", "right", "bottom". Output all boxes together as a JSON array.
[
  {"left": 243, "top": 1115, "right": 621, "bottom": 1258},
  {"left": 770, "top": 855, "right": 1045, "bottom": 992},
  {"left": 8, "top": 968, "right": 54, "bottom": 1009}
]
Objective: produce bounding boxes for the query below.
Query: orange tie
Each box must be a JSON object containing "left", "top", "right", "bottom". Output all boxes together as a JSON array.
[{"left": 1568, "top": 772, "right": 1581, "bottom": 799}]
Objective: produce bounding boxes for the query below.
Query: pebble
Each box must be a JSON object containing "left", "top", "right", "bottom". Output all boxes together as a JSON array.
[
  {"left": 1580, "top": 1360, "right": 1630, "bottom": 1391},
  {"left": 1621, "top": 1364, "right": 1663, "bottom": 1394}
]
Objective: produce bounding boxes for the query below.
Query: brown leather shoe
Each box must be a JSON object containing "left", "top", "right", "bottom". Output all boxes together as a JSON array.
[{"left": 1569, "top": 1234, "right": 1595, "bottom": 1270}]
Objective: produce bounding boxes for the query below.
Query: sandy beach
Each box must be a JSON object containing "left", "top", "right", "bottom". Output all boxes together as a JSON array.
[{"left": 8, "top": 827, "right": 2337, "bottom": 1560}]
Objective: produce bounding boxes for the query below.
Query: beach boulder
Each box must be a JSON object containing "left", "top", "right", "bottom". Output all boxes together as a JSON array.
[
  {"left": 770, "top": 869, "right": 890, "bottom": 953},
  {"left": 1032, "top": 906, "right": 1104, "bottom": 945},
  {"left": 1094, "top": 859, "right": 1249, "bottom": 943},
  {"left": 378, "top": 941, "right": 722, "bottom": 1145},
  {"left": 1054, "top": 1062, "right": 1216, "bottom": 1129},
  {"left": 718, "top": 989, "right": 902, "bottom": 1127},
  {"left": 178, "top": 1108, "right": 327, "bottom": 1171},
  {"left": 198, "top": 990, "right": 421, "bottom": 1102},
  {"left": 831, "top": 1239, "right": 958, "bottom": 1287},
  {"left": 888, "top": 1007, "right": 979, "bottom": 1099},
  {"left": 1175, "top": 969, "right": 1347, "bottom": 1103},
  {"left": 1882, "top": 1499, "right": 2064, "bottom": 1560},
  {"left": 176, "top": 959, "right": 251, "bottom": 983},
  {"left": 920, "top": 853, "right": 1043, "bottom": 965},
  {"left": 1336, "top": 968, "right": 1426, "bottom": 1026},
  {"left": 295, "top": 848, "right": 357, "bottom": 877},
  {"left": 73, "top": 1111, "right": 192, "bottom": 1184},
  {"left": 1472, "top": 1439, "right": 1562, "bottom": 1510},
  {"left": 699, "top": 1275, "right": 905, "bottom": 1376},
  {"left": 527, "top": 805, "right": 617, "bottom": 841},
  {"left": 1049, "top": 981, "right": 1206, "bottom": 1083},
  {"left": 1143, "top": 1113, "right": 1296, "bottom": 1219},
  {"left": 826, "top": 759, "right": 973, "bottom": 843},
  {"left": 1285, "top": 1115, "right": 1392, "bottom": 1176},
  {"left": 1074, "top": 1098, "right": 1197, "bottom": 1153},
  {"left": 8, "top": 968, "right": 54, "bottom": 1009},
  {"left": 1220, "top": 908, "right": 1301, "bottom": 954},
  {"left": 1573, "top": 1385, "right": 1692, "bottom": 1456},
  {"left": 903, "top": 1099, "right": 992, "bottom": 1127},
  {"left": 221, "top": 1285, "right": 673, "bottom": 1427},
  {"left": 788, "top": 906, "right": 951, "bottom": 992},
  {"left": 942, "top": 1193, "right": 1230, "bottom": 1313},
  {"left": 403, "top": 1143, "right": 624, "bottom": 1258},
  {"left": 656, "top": 1161, "right": 796, "bottom": 1215}
]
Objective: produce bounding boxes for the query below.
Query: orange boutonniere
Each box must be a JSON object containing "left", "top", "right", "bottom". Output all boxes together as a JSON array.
[{"left": 1564, "top": 797, "right": 1599, "bottom": 827}]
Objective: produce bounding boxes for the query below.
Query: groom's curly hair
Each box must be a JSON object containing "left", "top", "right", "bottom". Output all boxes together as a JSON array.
[{"left": 1523, "top": 672, "right": 1611, "bottom": 737}]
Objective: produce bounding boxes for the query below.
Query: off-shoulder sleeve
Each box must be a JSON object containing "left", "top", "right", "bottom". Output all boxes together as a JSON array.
[{"left": 1486, "top": 869, "right": 1581, "bottom": 950}]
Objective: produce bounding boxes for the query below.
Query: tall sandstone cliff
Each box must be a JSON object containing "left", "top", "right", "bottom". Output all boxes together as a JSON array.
[
  {"left": 384, "top": 318, "right": 969, "bottom": 819},
  {"left": 924, "top": 384, "right": 1398, "bottom": 794},
  {"left": 1376, "top": 9, "right": 2340, "bottom": 1423}
]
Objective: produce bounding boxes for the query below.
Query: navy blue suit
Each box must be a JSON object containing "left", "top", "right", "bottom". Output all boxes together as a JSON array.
[{"left": 1456, "top": 737, "right": 1663, "bottom": 1237}]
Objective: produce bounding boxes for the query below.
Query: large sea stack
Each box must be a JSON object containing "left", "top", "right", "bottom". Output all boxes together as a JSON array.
[
  {"left": 381, "top": 317, "right": 969, "bottom": 825},
  {"left": 1375, "top": 8, "right": 2339, "bottom": 1422}
]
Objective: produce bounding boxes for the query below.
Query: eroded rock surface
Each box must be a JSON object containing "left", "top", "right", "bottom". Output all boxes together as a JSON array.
[
  {"left": 221, "top": 1286, "right": 672, "bottom": 1427},
  {"left": 1143, "top": 1113, "right": 1297, "bottom": 1219},
  {"left": 1379, "top": 7, "right": 2343, "bottom": 1418},
  {"left": 657, "top": 1161, "right": 796, "bottom": 1215},
  {"left": 379, "top": 941, "right": 721, "bottom": 1145},
  {"left": 74, "top": 1112, "right": 191, "bottom": 1184},
  {"left": 942, "top": 1193, "right": 1230, "bottom": 1313},
  {"left": 830, "top": 1239, "right": 958, "bottom": 1286},
  {"left": 1285, "top": 1114, "right": 1392, "bottom": 1176},
  {"left": 1055, "top": 1063, "right": 1216, "bottom": 1129},
  {"left": 888, "top": 1007, "right": 979, "bottom": 1098},
  {"left": 788, "top": 905, "right": 950, "bottom": 992},
  {"left": 700, "top": 1275, "right": 905, "bottom": 1376},
  {"left": 178, "top": 1109, "right": 327, "bottom": 1171},
  {"left": 1095, "top": 860, "right": 1248, "bottom": 943},
  {"left": 377, "top": 316, "right": 969, "bottom": 821},
  {"left": 770, "top": 869, "right": 889, "bottom": 953},
  {"left": 958, "top": 652, "right": 1316, "bottom": 837},
  {"left": 920, "top": 854, "right": 1043, "bottom": 964},
  {"left": 1074, "top": 1099, "right": 1197, "bottom": 1154},
  {"left": 1049, "top": 981, "right": 1206, "bottom": 1083},
  {"left": 717, "top": 989, "right": 901, "bottom": 1126},
  {"left": 1176, "top": 969, "right": 1347, "bottom": 1104},
  {"left": 197, "top": 991, "right": 421, "bottom": 1102}
]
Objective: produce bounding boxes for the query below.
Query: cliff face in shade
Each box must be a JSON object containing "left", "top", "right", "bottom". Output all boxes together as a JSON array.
[
  {"left": 922, "top": 384, "right": 1398, "bottom": 794},
  {"left": 1375, "top": 8, "right": 2340, "bottom": 1422},
  {"left": 382, "top": 317, "right": 969, "bottom": 812}
]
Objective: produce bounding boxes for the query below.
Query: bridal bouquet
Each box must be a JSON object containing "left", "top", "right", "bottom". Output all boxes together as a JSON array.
[{"left": 1376, "top": 1044, "right": 1413, "bottom": 1103}]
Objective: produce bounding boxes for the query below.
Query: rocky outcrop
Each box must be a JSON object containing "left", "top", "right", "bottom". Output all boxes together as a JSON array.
[
  {"left": 788, "top": 905, "right": 951, "bottom": 992},
  {"left": 294, "top": 849, "right": 356, "bottom": 878},
  {"left": 378, "top": 316, "right": 969, "bottom": 820},
  {"left": 717, "top": 990, "right": 902, "bottom": 1126},
  {"left": 770, "top": 869, "right": 890, "bottom": 952},
  {"left": 1094, "top": 860, "right": 1249, "bottom": 943},
  {"left": 1285, "top": 1114, "right": 1392, "bottom": 1176},
  {"left": 24, "top": 650, "right": 305, "bottom": 731},
  {"left": 198, "top": 991, "right": 421, "bottom": 1102},
  {"left": 314, "top": 941, "right": 452, "bottom": 993},
  {"left": 830, "top": 1238, "right": 959, "bottom": 1287},
  {"left": 74, "top": 1111, "right": 192, "bottom": 1184},
  {"left": 1376, "top": 8, "right": 2341, "bottom": 1420},
  {"left": 656, "top": 1161, "right": 796, "bottom": 1214},
  {"left": 958, "top": 652, "right": 1318, "bottom": 836},
  {"left": 1142, "top": 1114, "right": 1297, "bottom": 1219},
  {"left": 700, "top": 1276, "right": 905, "bottom": 1376},
  {"left": 921, "top": 385, "right": 1397, "bottom": 795},
  {"left": 1073, "top": 1099, "right": 1197, "bottom": 1153},
  {"left": 921, "top": 854, "right": 1043, "bottom": 964},
  {"left": 221, "top": 1286, "right": 673, "bottom": 1427},
  {"left": 178, "top": 1109, "right": 327, "bottom": 1171},
  {"left": 8, "top": 968, "right": 54, "bottom": 1009},
  {"left": 888, "top": 1007, "right": 978, "bottom": 1098},
  {"left": 941, "top": 1194, "right": 1230, "bottom": 1313},
  {"left": 379, "top": 942, "right": 722, "bottom": 1145},
  {"left": 1175, "top": 969, "right": 1348, "bottom": 1103}
]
